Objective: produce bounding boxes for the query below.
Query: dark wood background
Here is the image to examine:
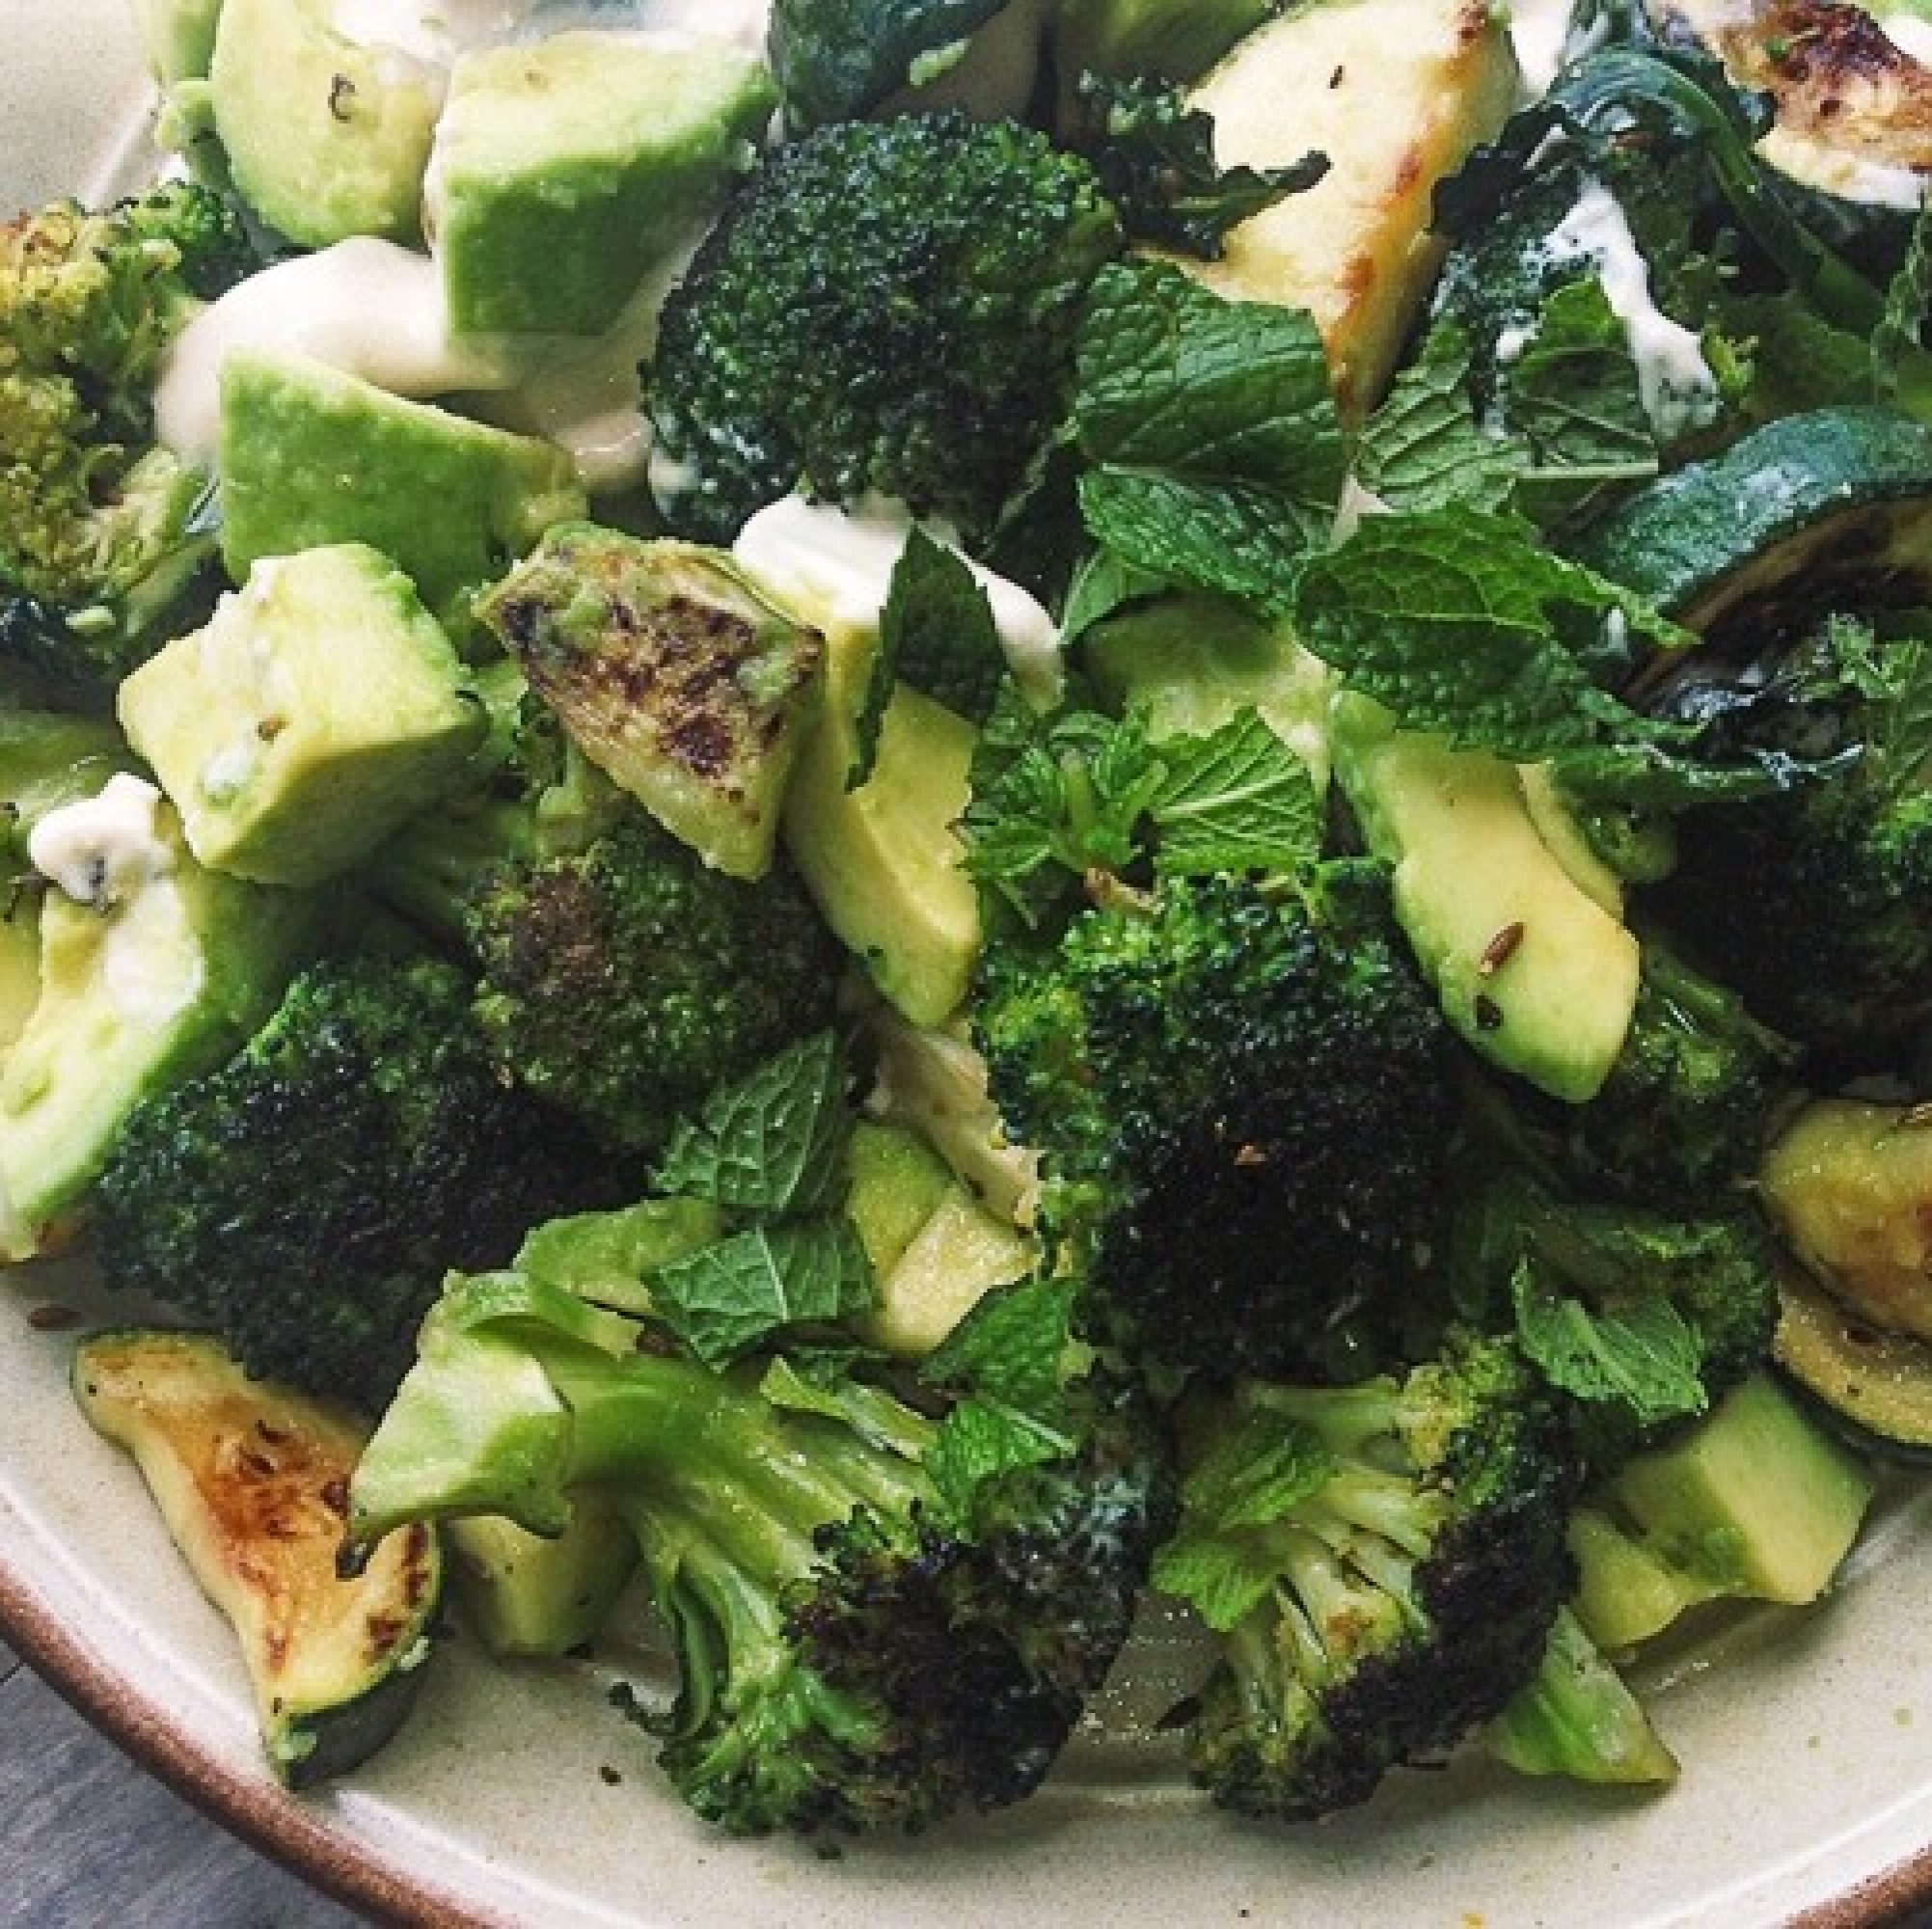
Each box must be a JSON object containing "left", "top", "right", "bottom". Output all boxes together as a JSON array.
[{"left": 0, "top": 1639, "right": 361, "bottom": 1926}]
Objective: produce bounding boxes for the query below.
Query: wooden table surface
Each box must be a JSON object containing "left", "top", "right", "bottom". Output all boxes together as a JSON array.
[{"left": 0, "top": 1638, "right": 363, "bottom": 1927}]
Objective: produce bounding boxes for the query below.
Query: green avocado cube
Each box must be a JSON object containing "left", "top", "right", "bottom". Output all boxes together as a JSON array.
[
  {"left": 119, "top": 545, "right": 487, "bottom": 888},
  {"left": 219, "top": 349, "right": 586, "bottom": 618},
  {"left": 430, "top": 32, "right": 776, "bottom": 340}
]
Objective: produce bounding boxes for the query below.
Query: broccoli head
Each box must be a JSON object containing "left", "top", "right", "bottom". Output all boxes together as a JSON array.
[
  {"left": 370, "top": 689, "right": 842, "bottom": 1153},
  {"left": 92, "top": 954, "right": 628, "bottom": 1411},
  {"left": 1, "top": 183, "right": 254, "bottom": 695},
  {"left": 1156, "top": 1335, "right": 1577, "bottom": 1820},
  {"left": 648, "top": 112, "right": 1124, "bottom": 544},
  {"left": 974, "top": 862, "right": 1460, "bottom": 1383},
  {"left": 1645, "top": 614, "right": 1932, "bottom": 1063},
  {"left": 349, "top": 1270, "right": 1173, "bottom": 1836},
  {"left": 1558, "top": 938, "right": 1796, "bottom": 1204}
]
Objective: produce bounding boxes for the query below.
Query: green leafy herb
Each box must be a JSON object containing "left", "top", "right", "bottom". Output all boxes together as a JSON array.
[
  {"left": 1151, "top": 1526, "right": 1288, "bottom": 1633},
  {"left": 1357, "top": 326, "right": 1522, "bottom": 516},
  {"left": 927, "top": 1398, "right": 1070, "bottom": 1529},
  {"left": 652, "top": 1219, "right": 876, "bottom": 1368},
  {"left": 1813, "top": 613, "right": 1932, "bottom": 800},
  {"left": 1873, "top": 200, "right": 1932, "bottom": 406},
  {"left": 653, "top": 1031, "right": 853, "bottom": 1215},
  {"left": 1059, "top": 547, "right": 1170, "bottom": 642},
  {"left": 850, "top": 527, "right": 1007, "bottom": 788},
  {"left": 1151, "top": 709, "right": 1321, "bottom": 877},
  {"left": 1177, "top": 1407, "right": 1336, "bottom": 1534},
  {"left": 923, "top": 1274, "right": 1077, "bottom": 1418},
  {"left": 1074, "top": 259, "right": 1346, "bottom": 610},
  {"left": 1511, "top": 1264, "right": 1708, "bottom": 1431},
  {"left": 1076, "top": 74, "right": 1328, "bottom": 260}
]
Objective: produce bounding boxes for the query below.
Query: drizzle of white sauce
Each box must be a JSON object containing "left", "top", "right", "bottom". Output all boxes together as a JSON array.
[
  {"left": 331, "top": 0, "right": 532, "bottom": 68},
  {"left": 1509, "top": 0, "right": 1580, "bottom": 102},
  {"left": 734, "top": 496, "right": 1065, "bottom": 705},
  {"left": 1541, "top": 182, "right": 1719, "bottom": 443},
  {"left": 155, "top": 241, "right": 522, "bottom": 463}
]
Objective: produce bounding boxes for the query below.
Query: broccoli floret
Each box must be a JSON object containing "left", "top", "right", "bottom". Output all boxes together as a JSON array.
[
  {"left": 1156, "top": 1335, "right": 1576, "bottom": 1821},
  {"left": 370, "top": 691, "right": 841, "bottom": 1153},
  {"left": 648, "top": 113, "right": 1124, "bottom": 544},
  {"left": 974, "top": 863, "right": 1460, "bottom": 1382},
  {"left": 1645, "top": 615, "right": 1932, "bottom": 1063},
  {"left": 349, "top": 1270, "right": 1172, "bottom": 1836},
  {"left": 1557, "top": 938, "right": 1796, "bottom": 1203},
  {"left": 91, "top": 954, "right": 628, "bottom": 1411},
  {"left": 0, "top": 184, "right": 254, "bottom": 696},
  {"left": 1452, "top": 1166, "right": 1781, "bottom": 1471}
]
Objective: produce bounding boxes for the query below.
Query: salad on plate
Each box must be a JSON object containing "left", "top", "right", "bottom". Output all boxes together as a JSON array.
[{"left": 6, "top": 0, "right": 1932, "bottom": 1857}]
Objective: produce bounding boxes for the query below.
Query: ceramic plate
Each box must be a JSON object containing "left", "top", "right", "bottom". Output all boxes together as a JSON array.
[{"left": 8, "top": 7, "right": 1932, "bottom": 1923}]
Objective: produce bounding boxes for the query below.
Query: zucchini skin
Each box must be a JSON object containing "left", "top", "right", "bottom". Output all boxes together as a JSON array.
[
  {"left": 1573, "top": 406, "right": 1932, "bottom": 633},
  {"left": 1774, "top": 1276, "right": 1932, "bottom": 1467}
]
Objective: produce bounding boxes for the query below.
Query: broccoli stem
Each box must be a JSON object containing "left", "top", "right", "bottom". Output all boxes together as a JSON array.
[{"left": 1487, "top": 1607, "right": 1677, "bottom": 1786}]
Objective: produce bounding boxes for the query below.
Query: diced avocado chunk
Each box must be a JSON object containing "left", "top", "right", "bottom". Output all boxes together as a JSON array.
[
  {"left": 1331, "top": 694, "right": 1641, "bottom": 1103},
  {"left": 846, "top": 1121, "right": 955, "bottom": 1280},
  {"left": 1487, "top": 1608, "right": 1678, "bottom": 1786},
  {"left": 134, "top": 0, "right": 225, "bottom": 83},
  {"left": 447, "top": 1508, "right": 638, "bottom": 1660},
  {"left": 120, "top": 546, "right": 487, "bottom": 889},
  {"left": 0, "top": 899, "right": 40, "bottom": 1056},
  {"left": 0, "top": 777, "right": 313, "bottom": 1257},
  {"left": 1181, "top": 0, "right": 1515, "bottom": 415},
  {"left": 1084, "top": 592, "right": 1334, "bottom": 790},
  {"left": 781, "top": 612, "right": 981, "bottom": 1028},
  {"left": 431, "top": 33, "right": 776, "bottom": 340},
  {"left": 1568, "top": 1505, "right": 1711, "bottom": 1653},
  {"left": 858, "top": 1185, "right": 1036, "bottom": 1358},
  {"left": 220, "top": 351, "right": 585, "bottom": 620},
  {"left": 477, "top": 528, "right": 821, "bottom": 880},
  {"left": 210, "top": 0, "right": 440, "bottom": 246},
  {"left": 1608, "top": 1375, "right": 1873, "bottom": 1609}
]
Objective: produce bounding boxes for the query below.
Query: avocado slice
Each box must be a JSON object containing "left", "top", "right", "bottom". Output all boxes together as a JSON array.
[
  {"left": 846, "top": 1121, "right": 956, "bottom": 1280},
  {"left": 120, "top": 545, "right": 487, "bottom": 889},
  {"left": 782, "top": 636, "right": 981, "bottom": 1028},
  {"left": 476, "top": 528, "right": 822, "bottom": 880},
  {"left": 446, "top": 1509, "right": 638, "bottom": 1660},
  {"left": 134, "top": 0, "right": 225, "bottom": 83},
  {"left": 1084, "top": 592, "right": 1334, "bottom": 789},
  {"left": 0, "top": 899, "right": 40, "bottom": 1055},
  {"left": 1331, "top": 694, "right": 1641, "bottom": 1103},
  {"left": 1568, "top": 1505, "right": 1710, "bottom": 1653},
  {"left": 210, "top": 0, "right": 440, "bottom": 246},
  {"left": 430, "top": 32, "right": 776, "bottom": 340},
  {"left": 859, "top": 1186, "right": 1037, "bottom": 1358},
  {"left": 1608, "top": 1375, "right": 1873, "bottom": 1610},
  {"left": 0, "top": 776, "right": 314, "bottom": 1257},
  {"left": 220, "top": 350, "right": 585, "bottom": 621}
]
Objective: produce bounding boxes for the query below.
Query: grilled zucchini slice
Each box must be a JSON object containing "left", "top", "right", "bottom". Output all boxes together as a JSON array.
[{"left": 74, "top": 1329, "right": 442, "bottom": 1788}]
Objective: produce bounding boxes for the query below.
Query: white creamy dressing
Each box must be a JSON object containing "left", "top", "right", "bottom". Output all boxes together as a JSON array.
[
  {"left": 331, "top": 0, "right": 533, "bottom": 90},
  {"left": 1541, "top": 181, "right": 1720, "bottom": 442},
  {"left": 1509, "top": 0, "right": 1580, "bottom": 102},
  {"left": 155, "top": 241, "right": 521, "bottom": 462},
  {"left": 1880, "top": 10, "right": 1932, "bottom": 66},
  {"left": 733, "top": 496, "right": 1066, "bottom": 705}
]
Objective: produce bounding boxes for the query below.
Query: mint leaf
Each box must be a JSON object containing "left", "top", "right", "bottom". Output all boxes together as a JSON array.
[
  {"left": 1292, "top": 506, "right": 1692, "bottom": 759},
  {"left": 1151, "top": 1527, "right": 1285, "bottom": 1633},
  {"left": 1874, "top": 200, "right": 1932, "bottom": 404},
  {"left": 850, "top": 528, "right": 1006, "bottom": 788},
  {"left": 1179, "top": 1407, "right": 1336, "bottom": 1534},
  {"left": 1076, "top": 74, "right": 1327, "bottom": 260},
  {"left": 1074, "top": 260, "right": 1346, "bottom": 609},
  {"left": 652, "top": 1219, "right": 876, "bottom": 1367},
  {"left": 1511, "top": 1265, "right": 1708, "bottom": 1430},
  {"left": 1060, "top": 547, "right": 1169, "bottom": 642},
  {"left": 926, "top": 1398, "right": 1068, "bottom": 1529},
  {"left": 514, "top": 1199, "right": 724, "bottom": 1317},
  {"left": 1151, "top": 707, "right": 1320, "bottom": 878},
  {"left": 923, "top": 1274, "right": 1074, "bottom": 1420},
  {"left": 653, "top": 1032, "right": 853, "bottom": 1215},
  {"left": 1358, "top": 326, "right": 1522, "bottom": 516}
]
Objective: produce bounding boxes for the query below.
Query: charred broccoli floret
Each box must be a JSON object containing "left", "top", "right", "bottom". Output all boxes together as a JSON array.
[
  {"left": 370, "top": 690, "right": 841, "bottom": 1153},
  {"left": 92, "top": 954, "right": 628, "bottom": 1410},
  {"left": 1155, "top": 1335, "right": 1577, "bottom": 1820},
  {"left": 648, "top": 112, "right": 1124, "bottom": 544},
  {"left": 1, "top": 183, "right": 254, "bottom": 695},
  {"left": 974, "top": 862, "right": 1460, "bottom": 1383},
  {"left": 1645, "top": 614, "right": 1932, "bottom": 1063},
  {"left": 349, "top": 1271, "right": 1172, "bottom": 1836},
  {"left": 1559, "top": 938, "right": 1796, "bottom": 1203}
]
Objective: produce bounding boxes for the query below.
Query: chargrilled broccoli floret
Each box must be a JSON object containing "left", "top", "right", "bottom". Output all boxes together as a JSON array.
[
  {"left": 349, "top": 1271, "right": 1172, "bottom": 1836},
  {"left": 1558, "top": 938, "right": 1796, "bottom": 1204},
  {"left": 92, "top": 954, "right": 628, "bottom": 1411},
  {"left": 1156, "top": 1335, "right": 1576, "bottom": 1820},
  {"left": 1, "top": 183, "right": 254, "bottom": 696},
  {"left": 370, "top": 691, "right": 841, "bottom": 1152},
  {"left": 1645, "top": 614, "right": 1932, "bottom": 1064},
  {"left": 648, "top": 112, "right": 1124, "bottom": 544},
  {"left": 974, "top": 862, "right": 1460, "bottom": 1383}
]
